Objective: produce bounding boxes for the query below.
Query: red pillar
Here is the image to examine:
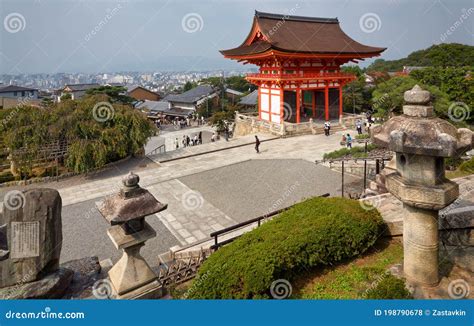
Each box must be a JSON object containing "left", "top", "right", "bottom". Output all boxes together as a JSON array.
[
  {"left": 296, "top": 88, "right": 301, "bottom": 123},
  {"left": 339, "top": 83, "right": 343, "bottom": 118},
  {"left": 258, "top": 87, "right": 262, "bottom": 120},
  {"left": 324, "top": 84, "right": 329, "bottom": 121},
  {"left": 312, "top": 90, "right": 316, "bottom": 118}
]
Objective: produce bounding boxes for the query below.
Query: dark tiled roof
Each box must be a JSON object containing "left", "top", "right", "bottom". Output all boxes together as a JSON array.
[
  {"left": 164, "top": 85, "right": 217, "bottom": 104},
  {"left": 63, "top": 83, "right": 100, "bottom": 92},
  {"left": 0, "top": 85, "right": 38, "bottom": 93},
  {"left": 136, "top": 100, "right": 170, "bottom": 111},
  {"left": 239, "top": 90, "right": 258, "bottom": 105},
  {"left": 221, "top": 11, "right": 385, "bottom": 56}
]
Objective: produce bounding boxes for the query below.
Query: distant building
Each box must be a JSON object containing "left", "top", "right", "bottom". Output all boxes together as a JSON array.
[
  {"left": 0, "top": 85, "right": 38, "bottom": 99},
  {"left": 136, "top": 100, "right": 194, "bottom": 119},
  {"left": 127, "top": 85, "right": 161, "bottom": 102},
  {"left": 238, "top": 89, "right": 258, "bottom": 109},
  {"left": 164, "top": 85, "right": 219, "bottom": 111},
  {"left": 401, "top": 66, "right": 428, "bottom": 74},
  {"left": 224, "top": 88, "right": 244, "bottom": 104},
  {"left": 60, "top": 83, "right": 100, "bottom": 101}
]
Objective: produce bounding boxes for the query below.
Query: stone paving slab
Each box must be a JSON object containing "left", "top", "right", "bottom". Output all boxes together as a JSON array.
[{"left": 147, "top": 179, "right": 236, "bottom": 246}]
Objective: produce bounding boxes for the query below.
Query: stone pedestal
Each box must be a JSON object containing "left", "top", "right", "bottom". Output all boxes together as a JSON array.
[
  {"left": 107, "top": 222, "right": 160, "bottom": 297},
  {"left": 403, "top": 205, "right": 439, "bottom": 285}
]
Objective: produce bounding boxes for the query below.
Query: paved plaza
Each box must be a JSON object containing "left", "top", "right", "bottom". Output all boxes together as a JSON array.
[{"left": 1, "top": 131, "right": 352, "bottom": 265}]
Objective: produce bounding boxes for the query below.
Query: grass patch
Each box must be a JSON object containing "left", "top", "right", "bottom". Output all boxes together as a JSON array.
[{"left": 293, "top": 239, "right": 403, "bottom": 299}]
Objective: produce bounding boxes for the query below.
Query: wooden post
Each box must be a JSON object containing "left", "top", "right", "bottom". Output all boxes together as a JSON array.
[
  {"left": 258, "top": 87, "right": 262, "bottom": 120},
  {"left": 324, "top": 84, "right": 329, "bottom": 121},
  {"left": 341, "top": 160, "right": 345, "bottom": 197},
  {"left": 339, "top": 83, "right": 343, "bottom": 118},
  {"left": 296, "top": 88, "right": 301, "bottom": 123},
  {"left": 312, "top": 90, "right": 316, "bottom": 118}
]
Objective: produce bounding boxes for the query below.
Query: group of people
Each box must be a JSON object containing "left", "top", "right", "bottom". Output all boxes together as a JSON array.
[
  {"left": 175, "top": 131, "right": 203, "bottom": 149},
  {"left": 173, "top": 115, "right": 205, "bottom": 129}
]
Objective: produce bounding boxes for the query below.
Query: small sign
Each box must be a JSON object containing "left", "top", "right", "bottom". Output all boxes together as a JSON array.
[{"left": 10, "top": 221, "right": 40, "bottom": 259}]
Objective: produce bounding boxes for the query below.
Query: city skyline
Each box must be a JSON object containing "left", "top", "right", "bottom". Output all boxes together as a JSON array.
[{"left": 1, "top": 0, "right": 472, "bottom": 74}]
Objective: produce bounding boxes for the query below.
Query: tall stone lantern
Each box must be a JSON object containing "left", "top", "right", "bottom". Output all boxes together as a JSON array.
[
  {"left": 98, "top": 171, "right": 167, "bottom": 299},
  {"left": 372, "top": 85, "right": 473, "bottom": 286}
]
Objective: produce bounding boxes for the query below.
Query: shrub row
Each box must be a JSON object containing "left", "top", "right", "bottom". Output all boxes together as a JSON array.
[{"left": 188, "top": 197, "right": 384, "bottom": 299}]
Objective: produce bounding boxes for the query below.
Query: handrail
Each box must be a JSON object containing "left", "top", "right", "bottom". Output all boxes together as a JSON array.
[
  {"left": 147, "top": 143, "right": 166, "bottom": 156},
  {"left": 210, "top": 193, "right": 330, "bottom": 250},
  {"left": 315, "top": 156, "right": 392, "bottom": 164}
]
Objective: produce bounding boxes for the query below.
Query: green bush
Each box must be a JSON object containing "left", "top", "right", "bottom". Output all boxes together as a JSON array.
[
  {"left": 323, "top": 144, "right": 376, "bottom": 160},
  {"left": 365, "top": 274, "right": 412, "bottom": 299},
  {"left": 188, "top": 197, "right": 384, "bottom": 299},
  {"left": 355, "top": 133, "right": 370, "bottom": 139},
  {"left": 459, "top": 157, "right": 474, "bottom": 174}
]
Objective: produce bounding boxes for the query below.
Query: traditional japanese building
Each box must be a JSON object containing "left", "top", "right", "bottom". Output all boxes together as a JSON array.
[{"left": 221, "top": 11, "right": 386, "bottom": 124}]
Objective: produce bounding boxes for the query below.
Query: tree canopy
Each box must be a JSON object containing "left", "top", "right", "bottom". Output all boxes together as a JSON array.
[
  {"left": 367, "top": 43, "right": 474, "bottom": 72},
  {"left": 1, "top": 94, "right": 155, "bottom": 175}
]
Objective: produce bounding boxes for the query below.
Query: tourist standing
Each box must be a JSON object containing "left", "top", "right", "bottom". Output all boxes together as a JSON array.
[
  {"left": 211, "top": 132, "right": 216, "bottom": 142},
  {"left": 175, "top": 138, "right": 179, "bottom": 149},
  {"left": 346, "top": 134, "right": 352, "bottom": 149},
  {"left": 201, "top": 116, "right": 205, "bottom": 126},
  {"left": 356, "top": 119, "right": 362, "bottom": 135},
  {"left": 186, "top": 135, "right": 190, "bottom": 147},
  {"left": 198, "top": 131, "right": 202, "bottom": 145},
  {"left": 324, "top": 122, "right": 329, "bottom": 136},
  {"left": 182, "top": 135, "right": 187, "bottom": 147},
  {"left": 255, "top": 135, "right": 260, "bottom": 153},
  {"left": 194, "top": 134, "right": 199, "bottom": 145}
]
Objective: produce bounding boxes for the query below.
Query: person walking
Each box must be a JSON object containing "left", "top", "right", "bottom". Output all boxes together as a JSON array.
[
  {"left": 182, "top": 135, "right": 187, "bottom": 147},
  {"left": 175, "top": 138, "right": 179, "bottom": 149},
  {"left": 198, "top": 131, "right": 202, "bottom": 145},
  {"left": 356, "top": 119, "right": 362, "bottom": 135},
  {"left": 323, "top": 122, "right": 329, "bottom": 136},
  {"left": 255, "top": 135, "right": 260, "bottom": 153},
  {"left": 186, "top": 135, "right": 190, "bottom": 147},
  {"left": 346, "top": 133, "right": 352, "bottom": 149},
  {"left": 201, "top": 116, "right": 205, "bottom": 126}
]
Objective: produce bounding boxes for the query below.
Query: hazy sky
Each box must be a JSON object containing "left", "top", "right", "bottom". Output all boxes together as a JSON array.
[{"left": 0, "top": 0, "right": 472, "bottom": 74}]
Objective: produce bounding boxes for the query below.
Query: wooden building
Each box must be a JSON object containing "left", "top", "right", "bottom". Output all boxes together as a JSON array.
[{"left": 220, "top": 11, "right": 385, "bottom": 124}]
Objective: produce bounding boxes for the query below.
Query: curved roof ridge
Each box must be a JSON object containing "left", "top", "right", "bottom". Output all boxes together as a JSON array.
[{"left": 255, "top": 10, "right": 338, "bottom": 24}]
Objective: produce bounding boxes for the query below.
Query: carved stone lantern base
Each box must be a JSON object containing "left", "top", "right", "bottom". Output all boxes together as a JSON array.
[{"left": 107, "top": 222, "right": 162, "bottom": 298}]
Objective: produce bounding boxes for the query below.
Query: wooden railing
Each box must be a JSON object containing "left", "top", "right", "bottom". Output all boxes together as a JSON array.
[{"left": 246, "top": 71, "right": 356, "bottom": 81}]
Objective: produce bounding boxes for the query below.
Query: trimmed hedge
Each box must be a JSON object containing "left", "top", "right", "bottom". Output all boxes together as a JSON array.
[
  {"left": 365, "top": 274, "right": 412, "bottom": 299},
  {"left": 323, "top": 144, "right": 376, "bottom": 160},
  {"left": 188, "top": 197, "right": 384, "bottom": 299}
]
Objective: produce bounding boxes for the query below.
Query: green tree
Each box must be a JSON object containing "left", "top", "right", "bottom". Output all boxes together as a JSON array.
[
  {"left": 85, "top": 86, "right": 135, "bottom": 104},
  {"left": 183, "top": 81, "right": 197, "bottom": 92},
  {"left": 371, "top": 76, "right": 450, "bottom": 120}
]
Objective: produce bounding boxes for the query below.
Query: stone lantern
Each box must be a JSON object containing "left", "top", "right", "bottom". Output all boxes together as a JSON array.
[
  {"left": 98, "top": 171, "right": 167, "bottom": 299},
  {"left": 371, "top": 85, "right": 472, "bottom": 286}
]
